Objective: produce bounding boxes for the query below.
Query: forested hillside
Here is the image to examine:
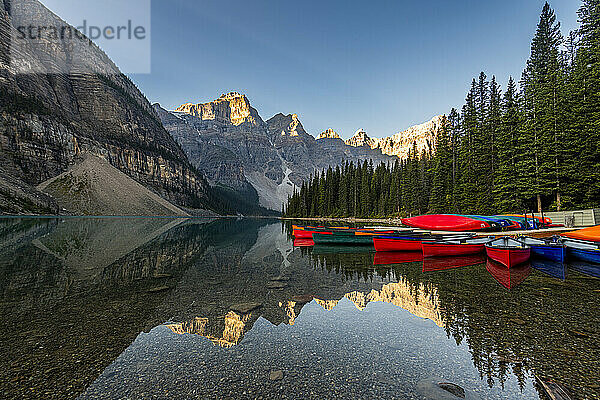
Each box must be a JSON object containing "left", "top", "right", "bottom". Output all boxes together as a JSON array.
[{"left": 284, "top": 1, "right": 600, "bottom": 218}]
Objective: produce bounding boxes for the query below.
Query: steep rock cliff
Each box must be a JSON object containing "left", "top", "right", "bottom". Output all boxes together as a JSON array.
[{"left": 0, "top": 0, "right": 216, "bottom": 214}]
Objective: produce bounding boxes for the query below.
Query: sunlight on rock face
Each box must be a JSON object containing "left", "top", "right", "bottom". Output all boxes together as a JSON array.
[
  {"left": 175, "top": 92, "right": 257, "bottom": 127},
  {"left": 165, "top": 311, "right": 251, "bottom": 348},
  {"left": 317, "top": 129, "right": 341, "bottom": 140},
  {"left": 315, "top": 279, "right": 443, "bottom": 328},
  {"left": 344, "top": 280, "right": 444, "bottom": 328},
  {"left": 279, "top": 301, "right": 298, "bottom": 325}
]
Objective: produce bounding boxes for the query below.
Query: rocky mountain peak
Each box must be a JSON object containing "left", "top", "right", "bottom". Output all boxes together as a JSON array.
[
  {"left": 317, "top": 129, "right": 341, "bottom": 140},
  {"left": 346, "top": 129, "right": 379, "bottom": 148},
  {"left": 267, "top": 113, "right": 308, "bottom": 138},
  {"left": 218, "top": 92, "right": 245, "bottom": 101},
  {"left": 378, "top": 115, "right": 446, "bottom": 159},
  {"left": 175, "top": 92, "right": 262, "bottom": 127}
]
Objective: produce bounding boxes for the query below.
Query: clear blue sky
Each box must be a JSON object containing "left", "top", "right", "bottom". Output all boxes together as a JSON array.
[{"left": 44, "top": 0, "right": 581, "bottom": 139}]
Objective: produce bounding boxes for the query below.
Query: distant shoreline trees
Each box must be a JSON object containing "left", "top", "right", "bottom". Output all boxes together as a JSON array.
[{"left": 284, "top": 1, "right": 600, "bottom": 218}]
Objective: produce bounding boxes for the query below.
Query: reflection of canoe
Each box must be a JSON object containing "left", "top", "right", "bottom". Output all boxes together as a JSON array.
[
  {"left": 422, "top": 238, "right": 489, "bottom": 258},
  {"left": 569, "top": 261, "right": 600, "bottom": 279},
  {"left": 530, "top": 257, "right": 566, "bottom": 280},
  {"left": 312, "top": 245, "right": 375, "bottom": 255},
  {"left": 562, "top": 225, "right": 600, "bottom": 242},
  {"left": 486, "top": 259, "right": 531, "bottom": 289},
  {"left": 485, "top": 237, "right": 530, "bottom": 268},
  {"left": 293, "top": 238, "right": 314, "bottom": 247},
  {"left": 401, "top": 214, "right": 490, "bottom": 232},
  {"left": 423, "top": 254, "right": 486, "bottom": 272},
  {"left": 518, "top": 237, "right": 566, "bottom": 263},
  {"left": 373, "top": 252, "right": 423, "bottom": 265}
]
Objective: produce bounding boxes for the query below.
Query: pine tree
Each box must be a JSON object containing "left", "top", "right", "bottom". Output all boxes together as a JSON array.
[
  {"left": 494, "top": 77, "right": 523, "bottom": 212},
  {"left": 459, "top": 79, "right": 479, "bottom": 213},
  {"left": 520, "top": 2, "right": 564, "bottom": 212},
  {"left": 486, "top": 76, "right": 502, "bottom": 207},
  {"left": 569, "top": 0, "right": 600, "bottom": 207},
  {"left": 429, "top": 116, "right": 452, "bottom": 213}
]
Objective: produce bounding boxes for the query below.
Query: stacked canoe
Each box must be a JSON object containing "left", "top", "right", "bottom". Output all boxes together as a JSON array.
[{"left": 400, "top": 214, "right": 554, "bottom": 232}]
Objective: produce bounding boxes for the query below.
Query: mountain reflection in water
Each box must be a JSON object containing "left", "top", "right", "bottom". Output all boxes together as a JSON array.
[{"left": 0, "top": 218, "right": 598, "bottom": 399}]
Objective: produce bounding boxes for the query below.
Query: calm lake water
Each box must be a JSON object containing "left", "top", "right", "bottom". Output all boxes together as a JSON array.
[{"left": 0, "top": 217, "right": 599, "bottom": 399}]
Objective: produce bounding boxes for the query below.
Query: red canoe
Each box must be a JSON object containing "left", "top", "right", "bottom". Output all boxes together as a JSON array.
[
  {"left": 422, "top": 241, "right": 487, "bottom": 258},
  {"left": 373, "top": 237, "right": 429, "bottom": 252},
  {"left": 486, "top": 259, "right": 531, "bottom": 289},
  {"left": 293, "top": 229, "right": 331, "bottom": 239},
  {"left": 485, "top": 238, "right": 531, "bottom": 269},
  {"left": 401, "top": 215, "right": 490, "bottom": 232}
]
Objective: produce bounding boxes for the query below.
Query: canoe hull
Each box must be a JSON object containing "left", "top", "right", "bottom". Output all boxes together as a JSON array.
[
  {"left": 313, "top": 233, "right": 374, "bottom": 246},
  {"left": 373, "top": 238, "right": 425, "bottom": 252},
  {"left": 529, "top": 245, "right": 566, "bottom": 263},
  {"left": 401, "top": 215, "right": 490, "bottom": 232},
  {"left": 568, "top": 248, "right": 600, "bottom": 264},
  {"left": 293, "top": 229, "right": 327, "bottom": 239},
  {"left": 422, "top": 243, "right": 485, "bottom": 258},
  {"left": 562, "top": 225, "right": 600, "bottom": 242},
  {"left": 486, "top": 246, "right": 531, "bottom": 269}
]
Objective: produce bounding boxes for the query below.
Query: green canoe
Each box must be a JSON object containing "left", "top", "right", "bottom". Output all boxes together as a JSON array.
[{"left": 312, "top": 232, "right": 376, "bottom": 246}]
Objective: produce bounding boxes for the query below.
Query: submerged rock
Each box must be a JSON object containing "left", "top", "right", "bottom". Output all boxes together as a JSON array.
[
  {"left": 416, "top": 378, "right": 481, "bottom": 400},
  {"left": 438, "top": 382, "right": 465, "bottom": 398},
  {"left": 269, "top": 370, "right": 284, "bottom": 381}
]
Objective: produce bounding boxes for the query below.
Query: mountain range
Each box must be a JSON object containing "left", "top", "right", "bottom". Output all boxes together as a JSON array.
[
  {"left": 0, "top": 0, "right": 444, "bottom": 215},
  {"left": 157, "top": 93, "right": 445, "bottom": 211}
]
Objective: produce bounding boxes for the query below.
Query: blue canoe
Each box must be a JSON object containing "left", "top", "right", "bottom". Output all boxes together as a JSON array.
[
  {"left": 562, "top": 238, "right": 600, "bottom": 264},
  {"left": 530, "top": 258, "right": 567, "bottom": 280},
  {"left": 467, "top": 215, "right": 514, "bottom": 229},
  {"left": 518, "top": 237, "right": 566, "bottom": 263},
  {"left": 493, "top": 216, "right": 538, "bottom": 230},
  {"left": 568, "top": 248, "right": 600, "bottom": 264}
]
